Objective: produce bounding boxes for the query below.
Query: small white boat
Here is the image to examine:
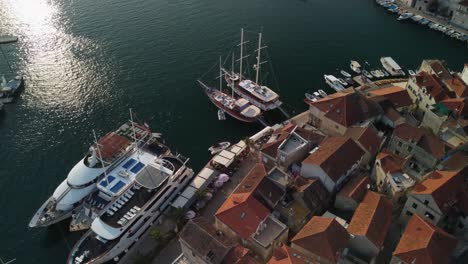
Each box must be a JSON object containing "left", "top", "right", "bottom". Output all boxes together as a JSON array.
[
  {"left": 338, "top": 78, "right": 348, "bottom": 86},
  {"left": 313, "top": 91, "right": 320, "bottom": 97},
  {"left": 445, "top": 29, "right": 455, "bottom": 36},
  {"left": 382, "top": 69, "right": 390, "bottom": 77},
  {"left": 217, "top": 109, "right": 226, "bottom": 121},
  {"left": 340, "top": 70, "right": 352, "bottom": 78},
  {"left": 350, "top": 60, "right": 362, "bottom": 74},
  {"left": 305, "top": 93, "right": 319, "bottom": 103},
  {"left": 397, "top": 12, "right": 413, "bottom": 21},
  {"left": 371, "top": 70, "right": 380, "bottom": 78},
  {"left": 408, "top": 70, "right": 416, "bottom": 76},
  {"left": 208, "top": 141, "right": 231, "bottom": 155},
  {"left": 318, "top": 89, "right": 327, "bottom": 97},
  {"left": 411, "top": 15, "right": 423, "bottom": 22},
  {"left": 363, "top": 70, "right": 373, "bottom": 79},
  {"left": 324, "top": 75, "right": 345, "bottom": 92}
]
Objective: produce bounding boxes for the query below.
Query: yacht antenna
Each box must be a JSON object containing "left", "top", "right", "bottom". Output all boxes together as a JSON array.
[
  {"left": 254, "top": 32, "right": 267, "bottom": 84},
  {"left": 93, "top": 130, "right": 109, "bottom": 187}
]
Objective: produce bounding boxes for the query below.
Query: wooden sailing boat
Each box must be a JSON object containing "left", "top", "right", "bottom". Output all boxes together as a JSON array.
[{"left": 198, "top": 56, "right": 262, "bottom": 123}]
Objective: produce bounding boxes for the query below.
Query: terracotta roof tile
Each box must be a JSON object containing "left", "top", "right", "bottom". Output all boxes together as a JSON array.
[
  {"left": 393, "top": 123, "right": 445, "bottom": 159},
  {"left": 302, "top": 136, "right": 365, "bottom": 182},
  {"left": 180, "top": 217, "right": 236, "bottom": 263},
  {"left": 261, "top": 132, "right": 290, "bottom": 158},
  {"left": 377, "top": 149, "right": 407, "bottom": 173},
  {"left": 411, "top": 169, "right": 467, "bottom": 214},
  {"left": 216, "top": 164, "right": 270, "bottom": 239},
  {"left": 445, "top": 74, "right": 468, "bottom": 98},
  {"left": 440, "top": 97, "right": 468, "bottom": 118},
  {"left": 414, "top": 72, "right": 451, "bottom": 102},
  {"left": 393, "top": 214, "right": 457, "bottom": 264},
  {"left": 345, "top": 125, "right": 383, "bottom": 156},
  {"left": 368, "top": 86, "right": 413, "bottom": 108},
  {"left": 268, "top": 245, "right": 314, "bottom": 264},
  {"left": 337, "top": 175, "right": 370, "bottom": 203},
  {"left": 429, "top": 61, "right": 452, "bottom": 81},
  {"left": 311, "top": 91, "right": 382, "bottom": 127},
  {"left": 223, "top": 246, "right": 259, "bottom": 264},
  {"left": 291, "top": 216, "right": 349, "bottom": 262},
  {"left": 348, "top": 191, "right": 393, "bottom": 247}
]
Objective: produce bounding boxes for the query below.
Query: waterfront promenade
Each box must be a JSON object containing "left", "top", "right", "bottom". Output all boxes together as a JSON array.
[{"left": 395, "top": 0, "right": 468, "bottom": 36}]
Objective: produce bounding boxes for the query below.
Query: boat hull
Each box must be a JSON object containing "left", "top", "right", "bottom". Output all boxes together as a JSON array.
[
  {"left": 223, "top": 71, "right": 282, "bottom": 111},
  {"left": 29, "top": 196, "right": 73, "bottom": 228},
  {"left": 199, "top": 83, "right": 259, "bottom": 123}
]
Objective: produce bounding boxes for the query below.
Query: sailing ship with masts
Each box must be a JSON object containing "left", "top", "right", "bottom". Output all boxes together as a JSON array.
[
  {"left": 222, "top": 29, "right": 284, "bottom": 112},
  {"left": 198, "top": 56, "right": 262, "bottom": 123}
]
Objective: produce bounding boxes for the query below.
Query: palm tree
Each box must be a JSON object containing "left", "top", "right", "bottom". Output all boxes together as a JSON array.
[{"left": 149, "top": 227, "right": 167, "bottom": 242}]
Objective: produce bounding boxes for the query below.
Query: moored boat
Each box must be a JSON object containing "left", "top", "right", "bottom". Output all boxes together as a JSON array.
[
  {"left": 338, "top": 78, "right": 348, "bottom": 86},
  {"left": 318, "top": 89, "right": 327, "bottom": 97},
  {"left": 380, "top": 57, "right": 405, "bottom": 76},
  {"left": 350, "top": 60, "right": 362, "bottom": 74},
  {"left": 208, "top": 141, "right": 231, "bottom": 155},
  {"left": 0, "top": 75, "right": 24, "bottom": 103},
  {"left": 223, "top": 29, "right": 282, "bottom": 112},
  {"left": 324, "top": 75, "right": 345, "bottom": 92},
  {"left": 408, "top": 70, "right": 416, "bottom": 76},
  {"left": 362, "top": 70, "right": 374, "bottom": 79},
  {"left": 340, "top": 70, "right": 352, "bottom": 78}
]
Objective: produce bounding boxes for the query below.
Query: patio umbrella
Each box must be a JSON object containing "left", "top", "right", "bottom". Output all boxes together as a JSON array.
[
  {"left": 185, "top": 210, "right": 196, "bottom": 219},
  {"left": 214, "top": 180, "right": 224, "bottom": 188},
  {"left": 218, "top": 173, "right": 230, "bottom": 183}
]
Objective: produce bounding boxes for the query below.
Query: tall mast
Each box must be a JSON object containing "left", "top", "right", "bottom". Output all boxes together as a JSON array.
[
  {"left": 231, "top": 53, "right": 235, "bottom": 97},
  {"left": 130, "top": 108, "right": 136, "bottom": 143},
  {"left": 219, "top": 56, "right": 222, "bottom": 92},
  {"left": 93, "top": 129, "right": 109, "bottom": 186},
  {"left": 255, "top": 32, "right": 262, "bottom": 84},
  {"left": 239, "top": 28, "right": 244, "bottom": 82}
]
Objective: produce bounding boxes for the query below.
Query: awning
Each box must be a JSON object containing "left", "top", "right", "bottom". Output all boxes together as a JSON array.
[
  {"left": 219, "top": 150, "right": 235, "bottom": 159},
  {"left": 171, "top": 196, "right": 189, "bottom": 209},
  {"left": 212, "top": 155, "right": 233, "bottom": 167},
  {"left": 197, "top": 167, "right": 215, "bottom": 180}
]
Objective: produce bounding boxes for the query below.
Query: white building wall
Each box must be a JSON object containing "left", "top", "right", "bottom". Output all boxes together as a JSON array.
[
  {"left": 301, "top": 164, "right": 335, "bottom": 192},
  {"left": 399, "top": 194, "right": 443, "bottom": 225}
]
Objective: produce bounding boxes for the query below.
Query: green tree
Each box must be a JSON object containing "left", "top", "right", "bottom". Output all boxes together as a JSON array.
[{"left": 149, "top": 227, "right": 169, "bottom": 242}]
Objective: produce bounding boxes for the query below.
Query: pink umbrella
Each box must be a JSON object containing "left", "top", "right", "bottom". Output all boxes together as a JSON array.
[
  {"left": 214, "top": 180, "right": 224, "bottom": 188},
  {"left": 218, "top": 173, "right": 230, "bottom": 183},
  {"left": 185, "top": 210, "right": 196, "bottom": 219}
]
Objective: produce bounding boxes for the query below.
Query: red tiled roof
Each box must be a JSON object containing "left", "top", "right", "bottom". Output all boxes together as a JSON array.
[
  {"left": 310, "top": 91, "right": 381, "bottom": 127},
  {"left": 445, "top": 74, "right": 468, "bottom": 98},
  {"left": 429, "top": 61, "right": 452, "bottom": 81},
  {"left": 291, "top": 216, "right": 349, "bottom": 263},
  {"left": 302, "top": 136, "right": 365, "bottom": 182},
  {"left": 393, "top": 214, "right": 457, "bottom": 264},
  {"left": 393, "top": 123, "right": 445, "bottom": 159},
  {"left": 268, "top": 245, "right": 314, "bottom": 264},
  {"left": 377, "top": 149, "right": 407, "bottom": 173},
  {"left": 95, "top": 132, "right": 131, "bottom": 162},
  {"left": 348, "top": 191, "right": 393, "bottom": 247},
  {"left": 216, "top": 164, "right": 270, "bottom": 239},
  {"left": 368, "top": 86, "right": 413, "bottom": 108},
  {"left": 385, "top": 107, "right": 403, "bottom": 123},
  {"left": 261, "top": 131, "right": 290, "bottom": 158},
  {"left": 411, "top": 169, "right": 467, "bottom": 214},
  {"left": 345, "top": 125, "right": 383, "bottom": 156},
  {"left": 337, "top": 175, "right": 370, "bottom": 203},
  {"left": 294, "top": 127, "right": 325, "bottom": 143},
  {"left": 223, "top": 246, "right": 259, "bottom": 264},
  {"left": 414, "top": 71, "right": 450, "bottom": 102},
  {"left": 440, "top": 97, "right": 468, "bottom": 118}
]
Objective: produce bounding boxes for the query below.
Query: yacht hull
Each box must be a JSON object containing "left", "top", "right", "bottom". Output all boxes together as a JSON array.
[{"left": 28, "top": 196, "right": 73, "bottom": 228}]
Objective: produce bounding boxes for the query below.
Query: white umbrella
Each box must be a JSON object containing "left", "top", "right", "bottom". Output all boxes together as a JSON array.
[
  {"left": 185, "top": 210, "right": 196, "bottom": 219},
  {"left": 214, "top": 180, "right": 224, "bottom": 188},
  {"left": 218, "top": 173, "right": 230, "bottom": 183}
]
